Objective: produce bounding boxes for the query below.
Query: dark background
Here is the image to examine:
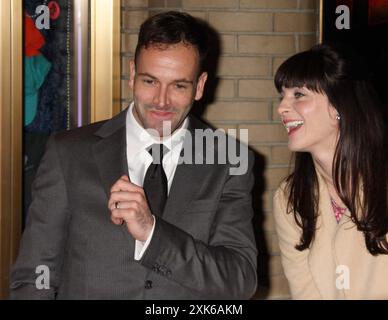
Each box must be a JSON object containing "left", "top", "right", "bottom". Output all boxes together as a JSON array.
[
  {"left": 24, "top": 0, "right": 72, "bottom": 134},
  {"left": 23, "top": 0, "right": 74, "bottom": 225},
  {"left": 322, "top": 0, "right": 388, "bottom": 117}
]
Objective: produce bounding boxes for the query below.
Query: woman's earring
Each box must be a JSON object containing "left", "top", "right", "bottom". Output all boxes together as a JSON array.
[{"left": 335, "top": 114, "right": 341, "bottom": 121}]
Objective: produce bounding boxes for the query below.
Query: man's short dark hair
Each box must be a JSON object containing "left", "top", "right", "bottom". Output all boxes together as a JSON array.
[{"left": 134, "top": 11, "right": 209, "bottom": 73}]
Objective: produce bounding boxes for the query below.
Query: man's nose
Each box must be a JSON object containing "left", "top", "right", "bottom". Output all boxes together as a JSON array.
[{"left": 153, "top": 85, "right": 170, "bottom": 109}]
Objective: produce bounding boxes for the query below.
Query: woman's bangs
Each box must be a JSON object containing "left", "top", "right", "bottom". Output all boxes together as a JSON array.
[{"left": 275, "top": 51, "right": 326, "bottom": 94}]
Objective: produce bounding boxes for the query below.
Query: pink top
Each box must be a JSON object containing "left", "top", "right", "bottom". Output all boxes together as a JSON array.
[{"left": 330, "top": 197, "right": 347, "bottom": 223}]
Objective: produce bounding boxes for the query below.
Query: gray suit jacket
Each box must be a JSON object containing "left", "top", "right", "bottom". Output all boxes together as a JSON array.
[{"left": 10, "top": 109, "right": 258, "bottom": 299}]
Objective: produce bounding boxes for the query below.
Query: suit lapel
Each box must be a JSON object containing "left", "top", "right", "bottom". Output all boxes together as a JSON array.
[
  {"left": 163, "top": 162, "right": 208, "bottom": 221},
  {"left": 162, "top": 116, "right": 215, "bottom": 221},
  {"left": 91, "top": 109, "right": 136, "bottom": 248},
  {"left": 92, "top": 112, "right": 128, "bottom": 199}
]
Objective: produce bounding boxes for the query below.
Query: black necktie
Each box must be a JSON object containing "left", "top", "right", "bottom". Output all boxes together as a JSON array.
[{"left": 143, "top": 144, "right": 169, "bottom": 217}]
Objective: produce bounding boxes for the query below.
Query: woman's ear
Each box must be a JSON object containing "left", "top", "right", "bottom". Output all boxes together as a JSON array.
[{"left": 329, "top": 104, "right": 340, "bottom": 122}]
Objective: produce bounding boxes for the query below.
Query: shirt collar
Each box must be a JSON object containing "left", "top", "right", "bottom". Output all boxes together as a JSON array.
[{"left": 126, "top": 102, "right": 189, "bottom": 161}]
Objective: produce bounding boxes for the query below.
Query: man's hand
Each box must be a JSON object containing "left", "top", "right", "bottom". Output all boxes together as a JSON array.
[{"left": 108, "top": 175, "right": 154, "bottom": 241}]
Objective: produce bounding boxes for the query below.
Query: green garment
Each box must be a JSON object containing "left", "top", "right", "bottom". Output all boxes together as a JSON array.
[{"left": 24, "top": 54, "right": 51, "bottom": 126}]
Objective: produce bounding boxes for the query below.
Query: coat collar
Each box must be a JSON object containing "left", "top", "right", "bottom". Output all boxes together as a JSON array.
[{"left": 309, "top": 169, "right": 354, "bottom": 299}]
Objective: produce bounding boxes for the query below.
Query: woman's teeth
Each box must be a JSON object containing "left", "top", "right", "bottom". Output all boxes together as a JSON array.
[{"left": 284, "top": 120, "right": 304, "bottom": 133}]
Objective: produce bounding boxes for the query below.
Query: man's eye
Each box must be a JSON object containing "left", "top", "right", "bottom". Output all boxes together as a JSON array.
[
  {"left": 143, "top": 79, "right": 155, "bottom": 85},
  {"left": 175, "top": 83, "right": 187, "bottom": 90}
]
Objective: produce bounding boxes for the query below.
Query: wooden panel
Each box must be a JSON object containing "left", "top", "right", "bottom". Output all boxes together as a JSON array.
[
  {"left": 91, "top": 0, "right": 121, "bottom": 122},
  {"left": 0, "top": 0, "right": 22, "bottom": 299}
]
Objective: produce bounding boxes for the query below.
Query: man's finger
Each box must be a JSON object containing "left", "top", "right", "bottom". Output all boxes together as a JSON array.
[
  {"left": 111, "top": 207, "right": 138, "bottom": 223},
  {"left": 110, "top": 179, "right": 130, "bottom": 193},
  {"left": 108, "top": 191, "right": 145, "bottom": 209},
  {"left": 110, "top": 200, "right": 141, "bottom": 211},
  {"left": 110, "top": 178, "right": 143, "bottom": 193},
  {"left": 110, "top": 214, "right": 124, "bottom": 225}
]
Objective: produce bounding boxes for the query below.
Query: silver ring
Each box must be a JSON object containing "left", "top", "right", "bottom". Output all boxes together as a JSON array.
[{"left": 115, "top": 202, "right": 119, "bottom": 209}]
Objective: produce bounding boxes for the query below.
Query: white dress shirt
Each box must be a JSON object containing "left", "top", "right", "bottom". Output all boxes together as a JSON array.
[{"left": 125, "top": 102, "right": 188, "bottom": 260}]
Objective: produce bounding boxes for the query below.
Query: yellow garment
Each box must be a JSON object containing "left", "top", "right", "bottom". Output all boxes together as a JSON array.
[{"left": 273, "top": 170, "right": 388, "bottom": 299}]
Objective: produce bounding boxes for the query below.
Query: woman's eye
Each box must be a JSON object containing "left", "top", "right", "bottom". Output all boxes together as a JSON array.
[{"left": 294, "top": 91, "right": 305, "bottom": 98}]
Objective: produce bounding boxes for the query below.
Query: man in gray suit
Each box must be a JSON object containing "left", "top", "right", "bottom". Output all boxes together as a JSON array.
[{"left": 10, "top": 11, "right": 257, "bottom": 299}]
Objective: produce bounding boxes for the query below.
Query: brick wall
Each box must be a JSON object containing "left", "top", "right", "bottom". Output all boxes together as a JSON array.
[{"left": 121, "top": 0, "right": 320, "bottom": 299}]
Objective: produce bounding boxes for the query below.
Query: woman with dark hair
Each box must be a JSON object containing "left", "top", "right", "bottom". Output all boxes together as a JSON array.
[{"left": 273, "top": 43, "right": 388, "bottom": 299}]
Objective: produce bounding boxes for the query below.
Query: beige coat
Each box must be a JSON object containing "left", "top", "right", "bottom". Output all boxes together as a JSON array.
[{"left": 273, "top": 171, "right": 388, "bottom": 300}]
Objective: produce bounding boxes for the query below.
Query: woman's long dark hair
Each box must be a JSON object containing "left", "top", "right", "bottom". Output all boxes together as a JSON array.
[{"left": 274, "top": 43, "right": 388, "bottom": 255}]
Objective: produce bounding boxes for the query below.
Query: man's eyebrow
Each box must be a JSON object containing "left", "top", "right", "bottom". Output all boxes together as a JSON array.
[
  {"left": 137, "top": 73, "right": 194, "bottom": 84},
  {"left": 137, "top": 72, "right": 157, "bottom": 79},
  {"left": 174, "top": 79, "right": 194, "bottom": 84}
]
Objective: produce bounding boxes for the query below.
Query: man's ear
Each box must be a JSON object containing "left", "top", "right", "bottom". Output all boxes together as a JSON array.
[
  {"left": 194, "top": 72, "right": 208, "bottom": 101},
  {"left": 129, "top": 60, "right": 136, "bottom": 89}
]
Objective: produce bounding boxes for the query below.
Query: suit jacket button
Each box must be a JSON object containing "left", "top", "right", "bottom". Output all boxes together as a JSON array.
[
  {"left": 145, "top": 280, "right": 153, "bottom": 289},
  {"left": 159, "top": 265, "right": 166, "bottom": 273}
]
